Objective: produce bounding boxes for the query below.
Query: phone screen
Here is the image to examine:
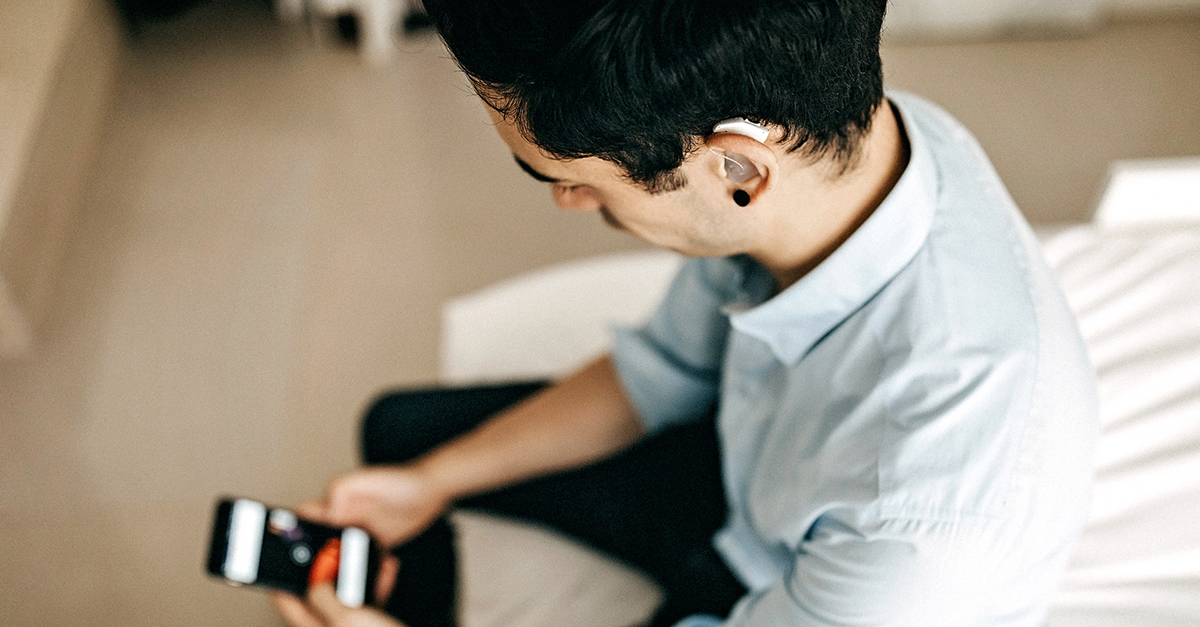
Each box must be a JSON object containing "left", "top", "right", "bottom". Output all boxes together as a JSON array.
[{"left": 207, "top": 498, "right": 378, "bottom": 607}]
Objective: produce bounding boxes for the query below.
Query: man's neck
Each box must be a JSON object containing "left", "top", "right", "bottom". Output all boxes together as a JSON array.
[{"left": 753, "top": 100, "right": 911, "bottom": 290}]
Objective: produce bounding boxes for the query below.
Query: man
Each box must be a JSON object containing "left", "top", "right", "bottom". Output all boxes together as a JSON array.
[{"left": 274, "top": 1, "right": 1099, "bottom": 626}]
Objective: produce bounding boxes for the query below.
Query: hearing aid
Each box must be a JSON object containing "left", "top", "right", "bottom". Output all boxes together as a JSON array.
[
  {"left": 719, "top": 151, "right": 758, "bottom": 183},
  {"left": 712, "top": 117, "right": 770, "bottom": 143},
  {"left": 712, "top": 118, "right": 768, "bottom": 205},
  {"left": 716, "top": 151, "right": 759, "bottom": 204}
]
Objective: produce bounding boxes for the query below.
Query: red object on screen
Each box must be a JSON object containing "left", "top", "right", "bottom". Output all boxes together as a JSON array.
[{"left": 307, "top": 538, "right": 341, "bottom": 587}]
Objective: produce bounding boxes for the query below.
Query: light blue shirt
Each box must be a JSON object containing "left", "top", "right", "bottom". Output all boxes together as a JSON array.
[{"left": 611, "top": 92, "right": 1099, "bottom": 627}]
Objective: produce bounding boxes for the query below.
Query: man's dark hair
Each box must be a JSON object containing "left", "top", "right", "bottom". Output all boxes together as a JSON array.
[{"left": 421, "top": 0, "right": 888, "bottom": 192}]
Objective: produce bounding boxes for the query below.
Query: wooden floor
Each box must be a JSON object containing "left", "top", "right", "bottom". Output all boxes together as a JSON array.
[{"left": 0, "top": 2, "right": 1197, "bottom": 625}]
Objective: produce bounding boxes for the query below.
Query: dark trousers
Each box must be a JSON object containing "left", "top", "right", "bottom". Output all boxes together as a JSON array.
[{"left": 361, "top": 382, "right": 747, "bottom": 627}]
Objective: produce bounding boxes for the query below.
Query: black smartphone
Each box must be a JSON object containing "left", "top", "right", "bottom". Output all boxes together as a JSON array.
[{"left": 206, "top": 497, "right": 381, "bottom": 607}]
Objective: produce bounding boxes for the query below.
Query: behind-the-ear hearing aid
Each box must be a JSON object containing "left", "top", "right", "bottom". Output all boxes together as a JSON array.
[
  {"left": 712, "top": 118, "right": 767, "bottom": 206},
  {"left": 712, "top": 117, "right": 770, "bottom": 143}
]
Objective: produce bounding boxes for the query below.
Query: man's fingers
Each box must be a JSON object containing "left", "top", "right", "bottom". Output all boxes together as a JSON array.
[
  {"left": 308, "top": 581, "right": 410, "bottom": 627},
  {"left": 271, "top": 591, "right": 327, "bottom": 627},
  {"left": 374, "top": 555, "right": 400, "bottom": 606},
  {"left": 296, "top": 498, "right": 329, "bottom": 522},
  {"left": 308, "top": 582, "right": 350, "bottom": 622},
  {"left": 318, "top": 476, "right": 372, "bottom": 528}
]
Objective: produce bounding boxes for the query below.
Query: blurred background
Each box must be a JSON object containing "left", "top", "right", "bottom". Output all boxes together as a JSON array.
[{"left": 0, "top": 0, "right": 1198, "bottom": 625}]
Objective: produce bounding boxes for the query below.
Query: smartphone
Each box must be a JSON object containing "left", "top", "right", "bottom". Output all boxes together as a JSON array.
[{"left": 206, "top": 497, "right": 381, "bottom": 607}]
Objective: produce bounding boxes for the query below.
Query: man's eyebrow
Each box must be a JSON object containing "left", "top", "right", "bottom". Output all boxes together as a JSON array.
[{"left": 513, "top": 155, "right": 562, "bottom": 184}]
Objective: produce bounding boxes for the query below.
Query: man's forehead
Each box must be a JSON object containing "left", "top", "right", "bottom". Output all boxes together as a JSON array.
[
  {"left": 484, "top": 100, "right": 622, "bottom": 182},
  {"left": 486, "top": 106, "right": 556, "bottom": 165}
]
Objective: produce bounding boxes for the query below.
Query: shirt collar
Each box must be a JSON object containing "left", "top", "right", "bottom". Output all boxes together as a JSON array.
[{"left": 727, "top": 97, "right": 940, "bottom": 365}]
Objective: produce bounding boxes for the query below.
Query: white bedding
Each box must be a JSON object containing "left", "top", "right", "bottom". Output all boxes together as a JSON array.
[
  {"left": 1043, "top": 225, "right": 1200, "bottom": 626},
  {"left": 442, "top": 224, "right": 1200, "bottom": 627}
]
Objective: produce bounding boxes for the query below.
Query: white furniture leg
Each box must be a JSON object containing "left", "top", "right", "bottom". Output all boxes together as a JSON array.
[{"left": 303, "top": 0, "right": 404, "bottom": 64}]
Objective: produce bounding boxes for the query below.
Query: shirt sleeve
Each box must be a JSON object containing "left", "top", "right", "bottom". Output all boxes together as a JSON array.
[
  {"left": 684, "top": 517, "right": 1009, "bottom": 627},
  {"left": 611, "top": 258, "right": 734, "bottom": 433}
]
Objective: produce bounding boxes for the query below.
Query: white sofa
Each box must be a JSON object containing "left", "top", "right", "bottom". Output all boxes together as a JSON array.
[{"left": 441, "top": 181, "right": 1200, "bottom": 626}]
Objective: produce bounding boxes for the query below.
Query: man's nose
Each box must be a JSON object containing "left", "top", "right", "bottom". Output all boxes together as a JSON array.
[{"left": 551, "top": 185, "right": 603, "bottom": 211}]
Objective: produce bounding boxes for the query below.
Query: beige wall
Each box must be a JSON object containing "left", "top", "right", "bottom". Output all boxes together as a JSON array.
[{"left": 883, "top": 14, "right": 1200, "bottom": 224}]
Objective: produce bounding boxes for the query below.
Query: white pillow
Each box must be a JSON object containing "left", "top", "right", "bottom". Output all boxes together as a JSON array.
[{"left": 440, "top": 250, "right": 683, "bottom": 384}]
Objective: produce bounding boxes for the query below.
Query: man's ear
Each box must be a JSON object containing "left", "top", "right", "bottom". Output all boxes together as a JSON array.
[{"left": 704, "top": 131, "right": 778, "bottom": 205}]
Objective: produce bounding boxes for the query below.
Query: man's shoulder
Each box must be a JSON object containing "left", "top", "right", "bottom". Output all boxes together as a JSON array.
[
  {"left": 851, "top": 95, "right": 1096, "bottom": 524},
  {"left": 888, "top": 90, "right": 985, "bottom": 163},
  {"left": 872, "top": 91, "right": 1058, "bottom": 363}
]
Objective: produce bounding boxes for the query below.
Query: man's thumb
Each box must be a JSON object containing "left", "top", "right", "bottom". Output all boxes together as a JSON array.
[{"left": 307, "top": 582, "right": 349, "bottom": 622}]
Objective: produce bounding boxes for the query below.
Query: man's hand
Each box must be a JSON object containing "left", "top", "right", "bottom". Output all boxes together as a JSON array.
[
  {"left": 304, "top": 465, "right": 450, "bottom": 548},
  {"left": 272, "top": 584, "right": 407, "bottom": 627},
  {"left": 306, "top": 357, "right": 641, "bottom": 548}
]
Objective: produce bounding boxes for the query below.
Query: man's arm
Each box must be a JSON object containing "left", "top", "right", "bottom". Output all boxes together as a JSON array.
[
  {"left": 415, "top": 353, "right": 644, "bottom": 499},
  {"left": 692, "top": 518, "right": 1002, "bottom": 627},
  {"left": 304, "top": 354, "right": 645, "bottom": 547}
]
